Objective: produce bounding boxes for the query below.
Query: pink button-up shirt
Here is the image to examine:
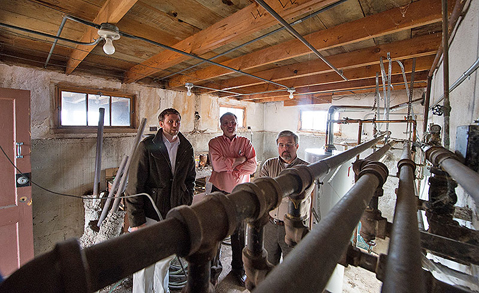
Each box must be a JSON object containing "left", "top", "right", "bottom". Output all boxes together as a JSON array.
[{"left": 208, "top": 134, "right": 257, "bottom": 193}]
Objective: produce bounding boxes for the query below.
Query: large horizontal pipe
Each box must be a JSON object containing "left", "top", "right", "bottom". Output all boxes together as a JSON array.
[
  {"left": 382, "top": 142, "right": 425, "bottom": 293},
  {"left": 422, "top": 145, "right": 479, "bottom": 204},
  {"left": 0, "top": 136, "right": 386, "bottom": 293},
  {"left": 254, "top": 154, "right": 389, "bottom": 292}
]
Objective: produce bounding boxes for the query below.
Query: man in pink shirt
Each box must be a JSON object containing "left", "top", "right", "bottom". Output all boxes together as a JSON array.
[{"left": 208, "top": 112, "right": 257, "bottom": 286}]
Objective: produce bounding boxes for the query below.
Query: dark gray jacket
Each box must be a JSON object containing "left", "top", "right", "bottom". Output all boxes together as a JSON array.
[{"left": 126, "top": 129, "right": 196, "bottom": 227}]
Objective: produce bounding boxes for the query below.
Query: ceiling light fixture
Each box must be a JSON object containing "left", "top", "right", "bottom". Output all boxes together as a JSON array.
[
  {"left": 185, "top": 83, "right": 194, "bottom": 96},
  {"left": 287, "top": 88, "right": 295, "bottom": 99},
  {"left": 98, "top": 23, "right": 120, "bottom": 55}
]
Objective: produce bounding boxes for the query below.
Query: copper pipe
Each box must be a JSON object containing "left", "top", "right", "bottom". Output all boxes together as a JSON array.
[{"left": 382, "top": 142, "right": 425, "bottom": 293}]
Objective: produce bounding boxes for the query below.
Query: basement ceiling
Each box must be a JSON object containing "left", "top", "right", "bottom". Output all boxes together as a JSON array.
[{"left": 0, "top": 0, "right": 448, "bottom": 103}]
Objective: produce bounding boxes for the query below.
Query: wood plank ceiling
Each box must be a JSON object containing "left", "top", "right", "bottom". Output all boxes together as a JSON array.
[{"left": 0, "top": 0, "right": 451, "bottom": 103}]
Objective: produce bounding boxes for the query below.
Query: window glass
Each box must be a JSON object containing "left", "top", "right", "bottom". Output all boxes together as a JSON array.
[
  {"left": 57, "top": 87, "right": 134, "bottom": 129},
  {"left": 111, "top": 97, "right": 131, "bottom": 126},
  {"left": 300, "top": 110, "right": 339, "bottom": 132},
  {"left": 88, "top": 94, "right": 110, "bottom": 126},
  {"left": 61, "top": 91, "right": 87, "bottom": 126},
  {"left": 220, "top": 106, "right": 245, "bottom": 128}
]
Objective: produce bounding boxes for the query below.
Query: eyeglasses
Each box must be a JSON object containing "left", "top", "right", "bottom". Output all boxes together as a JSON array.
[{"left": 278, "top": 143, "right": 296, "bottom": 148}]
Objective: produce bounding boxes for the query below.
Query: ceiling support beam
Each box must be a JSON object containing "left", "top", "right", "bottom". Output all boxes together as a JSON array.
[
  {"left": 65, "top": 0, "right": 138, "bottom": 75},
  {"left": 123, "top": 0, "right": 340, "bottom": 83},
  {"left": 167, "top": 0, "right": 451, "bottom": 89},
  {"left": 208, "top": 33, "right": 441, "bottom": 96}
]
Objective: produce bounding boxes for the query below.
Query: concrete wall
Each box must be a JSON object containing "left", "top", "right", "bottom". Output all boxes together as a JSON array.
[
  {"left": 428, "top": 0, "right": 479, "bottom": 224},
  {"left": 0, "top": 63, "right": 264, "bottom": 255}
]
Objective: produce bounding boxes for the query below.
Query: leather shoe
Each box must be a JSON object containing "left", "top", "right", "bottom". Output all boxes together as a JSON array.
[{"left": 231, "top": 269, "right": 246, "bottom": 287}]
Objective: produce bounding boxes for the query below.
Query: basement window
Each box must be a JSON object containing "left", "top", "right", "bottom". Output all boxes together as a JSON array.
[
  {"left": 300, "top": 110, "right": 339, "bottom": 133},
  {"left": 220, "top": 106, "right": 245, "bottom": 128},
  {"left": 55, "top": 86, "right": 136, "bottom": 131}
]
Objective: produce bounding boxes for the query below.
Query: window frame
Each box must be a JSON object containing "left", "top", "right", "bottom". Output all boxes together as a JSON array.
[
  {"left": 54, "top": 85, "right": 137, "bottom": 133},
  {"left": 298, "top": 109, "right": 341, "bottom": 135},
  {"left": 219, "top": 104, "right": 246, "bottom": 129}
]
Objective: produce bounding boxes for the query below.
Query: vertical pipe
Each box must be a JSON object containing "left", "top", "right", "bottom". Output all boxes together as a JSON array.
[
  {"left": 356, "top": 120, "right": 363, "bottom": 160},
  {"left": 442, "top": 0, "right": 451, "bottom": 149},
  {"left": 423, "top": 76, "right": 433, "bottom": 137},
  {"left": 184, "top": 262, "right": 211, "bottom": 293},
  {"left": 93, "top": 108, "right": 105, "bottom": 197},
  {"left": 382, "top": 143, "right": 425, "bottom": 293}
]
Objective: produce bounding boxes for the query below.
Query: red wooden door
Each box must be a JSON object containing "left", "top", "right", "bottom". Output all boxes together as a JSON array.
[{"left": 0, "top": 88, "right": 33, "bottom": 277}]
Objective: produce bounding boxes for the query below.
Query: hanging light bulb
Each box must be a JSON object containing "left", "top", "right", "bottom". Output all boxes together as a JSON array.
[
  {"left": 185, "top": 83, "right": 194, "bottom": 96},
  {"left": 98, "top": 23, "right": 120, "bottom": 55},
  {"left": 287, "top": 88, "right": 295, "bottom": 99},
  {"left": 103, "top": 37, "right": 115, "bottom": 55}
]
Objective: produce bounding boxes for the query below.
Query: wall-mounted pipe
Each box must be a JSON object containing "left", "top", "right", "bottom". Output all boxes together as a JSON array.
[
  {"left": 382, "top": 142, "right": 425, "bottom": 293},
  {"left": 422, "top": 145, "right": 479, "bottom": 204},
  {"left": 442, "top": 0, "right": 451, "bottom": 149}
]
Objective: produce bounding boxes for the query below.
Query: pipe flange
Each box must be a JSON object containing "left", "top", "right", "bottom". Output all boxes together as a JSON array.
[
  {"left": 166, "top": 206, "right": 203, "bottom": 256},
  {"left": 55, "top": 238, "right": 90, "bottom": 292},
  {"left": 279, "top": 165, "right": 314, "bottom": 194},
  {"left": 253, "top": 177, "right": 283, "bottom": 212},
  {"left": 358, "top": 161, "right": 389, "bottom": 188},
  {"left": 426, "top": 146, "right": 458, "bottom": 167},
  {"left": 232, "top": 182, "right": 266, "bottom": 221},
  {"left": 397, "top": 158, "right": 416, "bottom": 172},
  {"left": 207, "top": 192, "right": 238, "bottom": 237},
  {"left": 352, "top": 159, "right": 369, "bottom": 175}
]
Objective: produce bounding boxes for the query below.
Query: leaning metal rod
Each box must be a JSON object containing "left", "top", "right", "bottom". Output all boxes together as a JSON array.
[
  {"left": 254, "top": 162, "right": 388, "bottom": 293},
  {"left": 111, "top": 118, "right": 147, "bottom": 212},
  {"left": 382, "top": 142, "right": 425, "bottom": 293},
  {"left": 422, "top": 145, "right": 479, "bottom": 204},
  {"left": 254, "top": 0, "right": 348, "bottom": 81}
]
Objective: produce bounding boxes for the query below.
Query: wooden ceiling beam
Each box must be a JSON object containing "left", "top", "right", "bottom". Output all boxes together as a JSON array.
[
  {"left": 207, "top": 33, "right": 440, "bottom": 97},
  {"left": 246, "top": 71, "right": 429, "bottom": 101},
  {"left": 123, "top": 0, "right": 339, "bottom": 83},
  {"left": 219, "top": 55, "right": 434, "bottom": 99},
  {"left": 167, "top": 0, "right": 449, "bottom": 89},
  {"left": 65, "top": 0, "right": 138, "bottom": 75}
]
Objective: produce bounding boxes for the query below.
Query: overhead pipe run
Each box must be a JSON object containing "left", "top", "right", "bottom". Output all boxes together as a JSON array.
[
  {"left": 382, "top": 142, "right": 425, "bottom": 293},
  {"left": 254, "top": 0, "right": 348, "bottom": 82},
  {"left": 0, "top": 135, "right": 386, "bottom": 293}
]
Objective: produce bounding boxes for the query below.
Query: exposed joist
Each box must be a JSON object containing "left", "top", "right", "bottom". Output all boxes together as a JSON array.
[
  {"left": 209, "top": 33, "right": 440, "bottom": 96},
  {"left": 65, "top": 0, "right": 138, "bottom": 75},
  {"left": 123, "top": 0, "right": 340, "bottom": 83},
  {"left": 258, "top": 83, "right": 427, "bottom": 103},
  {"left": 283, "top": 94, "right": 332, "bottom": 106},
  {"left": 246, "top": 71, "right": 429, "bottom": 101},
  {"left": 167, "top": 0, "right": 449, "bottom": 89}
]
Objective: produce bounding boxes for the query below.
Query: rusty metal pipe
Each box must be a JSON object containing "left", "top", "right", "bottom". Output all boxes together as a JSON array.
[
  {"left": 364, "top": 141, "right": 395, "bottom": 162},
  {"left": 93, "top": 108, "right": 105, "bottom": 197},
  {"left": 253, "top": 162, "right": 388, "bottom": 293},
  {"left": 422, "top": 145, "right": 479, "bottom": 204},
  {"left": 382, "top": 142, "right": 425, "bottom": 292}
]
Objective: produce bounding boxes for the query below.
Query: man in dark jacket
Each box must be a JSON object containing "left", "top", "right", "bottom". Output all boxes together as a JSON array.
[{"left": 126, "top": 108, "right": 196, "bottom": 293}]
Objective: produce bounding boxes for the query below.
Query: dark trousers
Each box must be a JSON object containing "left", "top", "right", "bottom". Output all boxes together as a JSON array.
[{"left": 210, "top": 185, "right": 246, "bottom": 282}]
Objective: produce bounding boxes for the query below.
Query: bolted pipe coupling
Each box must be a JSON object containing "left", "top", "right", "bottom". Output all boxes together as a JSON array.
[
  {"left": 357, "top": 161, "right": 389, "bottom": 188},
  {"left": 397, "top": 157, "right": 416, "bottom": 172},
  {"left": 233, "top": 179, "right": 277, "bottom": 221}
]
